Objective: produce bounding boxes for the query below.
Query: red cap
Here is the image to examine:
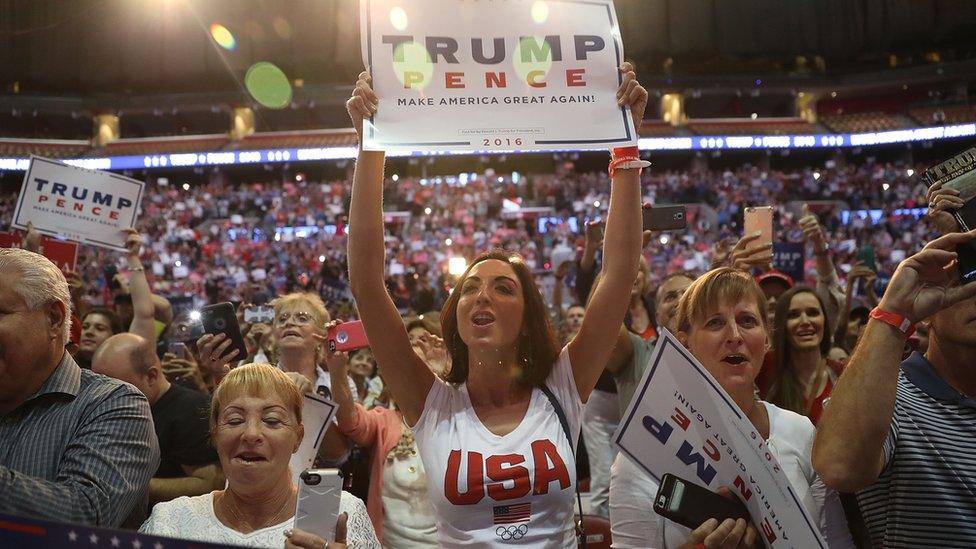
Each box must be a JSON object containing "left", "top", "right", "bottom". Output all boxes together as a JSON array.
[{"left": 755, "top": 270, "right": 795, "bottom": 288}]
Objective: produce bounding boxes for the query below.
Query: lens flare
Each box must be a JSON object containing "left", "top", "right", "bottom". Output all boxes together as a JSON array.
[
  {"left": 393, "top": 42, "right": 434, "bottom": 90},
  {"left": 513, "top": 36, "right": 553, "bottom": 87},
  {"left": 210, "top": 23, "right": 237, "bottom": 51},
  {"left": 389, "top": 7, "right": 408, "bottom": 31},
  {"left": 531, "top": 1, "right": 549, "bottom": 24},
  {"left": 245, "top": 62, "right": 293, "bottom": 109}
]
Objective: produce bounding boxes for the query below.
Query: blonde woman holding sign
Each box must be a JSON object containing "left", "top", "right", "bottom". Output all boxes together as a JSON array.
[
  {"left": 345, "top": 65, "right": 647, "bottom": 546},
  {"left": 609, "top": 268, "right": 854, "bottom": 548}
]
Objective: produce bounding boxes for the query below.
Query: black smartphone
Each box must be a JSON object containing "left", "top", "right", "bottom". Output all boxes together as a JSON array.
[
  {"left": 643, "top": 205, "right": 688, "bottom": 232},
  {"left": 957, "top": 241, "right": 976, "bottom": 285},
  {"left": 653, "top": 473, "right": 751, "bottom": 530},
  {"left": 200, "top": 302, "right": 248, "bottom": 362}
]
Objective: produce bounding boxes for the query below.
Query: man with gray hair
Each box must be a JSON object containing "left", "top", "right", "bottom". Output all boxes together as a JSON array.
[{"left": 0, "top": 248, "right": 159, "bottom": 527}]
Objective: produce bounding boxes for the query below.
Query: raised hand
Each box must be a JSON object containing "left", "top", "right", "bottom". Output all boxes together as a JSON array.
[
  {"left": 617, "top": 61, "right": 648, "bottom": 130},
  {"left": 584, "top": 219, "right": 605, "bottom": 250},
  {"left": 878, "top": 230, "right": 976, "bottom": 323},
  {"left": 196, "top": 333, "right": 241, "bottom": 379},
  {"left": 728, "top": 232, "right": 773, "bottom": 272},
  {"left": 414, "top": 332, "right": 450, "bottom": 376},
  {"left": 122, "top": 228, "right": 143, "bottom": 258},
  {"left": 346, "top": 71, "right": 378, "bottom": 142},
  {"left": 161, "top": 353, "right": 208, "bottom": 393},
  {"left": 925, "top": 180, "right": 964, "bottom": 235},
  {"left": 798, "top": 204, "right": 828, "bottom": 253},
  {"left": 24, "top": 221, "right": 41, "bottom": 253}
]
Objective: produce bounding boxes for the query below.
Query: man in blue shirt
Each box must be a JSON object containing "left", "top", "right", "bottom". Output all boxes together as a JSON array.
[{"left": 0, "top": 248, "right": 159, "bottom": 527}]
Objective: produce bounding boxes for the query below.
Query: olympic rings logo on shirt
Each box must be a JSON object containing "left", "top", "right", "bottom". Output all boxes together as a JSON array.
[{"left": 495, "top": 524, "right": 528, "bottom": 540}]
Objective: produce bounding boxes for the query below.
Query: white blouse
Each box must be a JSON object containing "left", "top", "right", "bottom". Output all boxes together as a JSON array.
[{"left": 139, "top": 490, "right": 380, "bottom": 548}]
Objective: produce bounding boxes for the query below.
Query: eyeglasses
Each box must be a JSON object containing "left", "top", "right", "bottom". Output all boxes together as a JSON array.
[{"left": 274, "top": 311, "right": 317, "bottom": 326}]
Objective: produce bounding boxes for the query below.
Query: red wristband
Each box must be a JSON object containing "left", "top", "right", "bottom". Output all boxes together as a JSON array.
[
  {"left": 608, "top": 156, "right": 641, "bottom": 178},
  {"left": 611, "top": 146, "right": 640, "bottom": 160},
  {"left": 869, "top": 307, "right": 916, "bottom": 338}
]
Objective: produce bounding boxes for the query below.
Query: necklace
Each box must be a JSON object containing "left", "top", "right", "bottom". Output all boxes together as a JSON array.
[{"left": 216, "top": 488, "right": 295, "bottom": 533}]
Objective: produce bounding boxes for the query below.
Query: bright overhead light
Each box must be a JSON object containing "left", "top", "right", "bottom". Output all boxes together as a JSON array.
[
  {"left": 424, "top": 207, "right": 432, "bottom": 215},
  {"left": 906, "top": 169, "right": 914, "bottom": 177},
  {"left": 189, "top": 310, "right": 201, "bottom": 321},
  {"left": 319, "top": 255, "right": 326, "bottom": 262},
  {"left": 448, "top": 257, "right": 467, "bottom": 276},
  {"left": 813, "top": 171, "right": 821, "bottom": 180},
  {"left": 182, "top": 183, "right": 190, "bottom": 190},
  {"left": 392, "top": 174, "right": 399, "bottom": 182}
]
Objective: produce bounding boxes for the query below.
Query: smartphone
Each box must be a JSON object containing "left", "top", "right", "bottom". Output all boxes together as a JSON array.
[
  {"left": 167, "top": 342, "right": 189, "bottom": 360},
  {"left": 244, "top": 305, "right": 274, "bottom": 324},
  {"left": 199, "top": 302, "right": 248, "bottom": 362},
  {"left": 296, "top": 468, "right": 343, "bottom": 542},
  {"left": 743, "top": 206, "right": 774, "bottom": 250},
  {"left": 952, "top": 194, "right": 976, "bottom": 232},
  {"left": 857, "top": 245, "right": 877, "bottom": 272},
  {"left": 957, "top": 241, "right": 976, "bottom": 285},
  {"left": 326, "top": 320, "right": 370, "bottom": 352},
  {"left": 643, "top": 205, "right": 688, "bottom": 232},
  {"left": 653, "top": 473, "right": 750, "bottom": 531}
]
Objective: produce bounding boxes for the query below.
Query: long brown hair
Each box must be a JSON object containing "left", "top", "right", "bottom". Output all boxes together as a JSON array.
[
  {"left": 440, "top": 250, "right": 560, "bottom": 387},
  {"left": 768, "top": 286, "right": 832, "bottom": 414}
]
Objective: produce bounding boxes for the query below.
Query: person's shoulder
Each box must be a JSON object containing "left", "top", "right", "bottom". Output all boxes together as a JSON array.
[
  {"left": 764, "top": 401, "right": 815, "bottom": 441},
  {"left": 165, "top": 382, "right": 211, "bottom": 407},
  {"left": 79, "top": 368, "right": 148, "bottom": 405},
  {"left": 338, "top": 490, "right": 368, "bottom": 514},
  {"left": 145, "top": 493, "right": 214, "bottom": 524}
]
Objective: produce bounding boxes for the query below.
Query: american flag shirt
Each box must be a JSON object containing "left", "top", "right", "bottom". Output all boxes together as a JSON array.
[{"left": 412, "top": 347, "right": 582, "bottom": 547}]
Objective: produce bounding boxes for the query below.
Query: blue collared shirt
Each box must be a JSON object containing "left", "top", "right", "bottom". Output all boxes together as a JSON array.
[
  {"left": 856, "top": 352, "right": 976, "bottom": 548},
  {"left": 0, "top": 352, "right": 160, "bottom": 527}
]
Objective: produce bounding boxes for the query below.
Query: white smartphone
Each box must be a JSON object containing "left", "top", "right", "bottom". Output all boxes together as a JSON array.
[{"left": 295, "top": 468, "right": 343, "bottom": 542}]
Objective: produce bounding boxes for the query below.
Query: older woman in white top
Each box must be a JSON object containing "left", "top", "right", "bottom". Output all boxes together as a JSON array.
[
  {"left": 610, "top": 268, "right": 854, "bottom": 548},
  {"left": 140, "top": 363, "right": 379, "bottom": 549}
]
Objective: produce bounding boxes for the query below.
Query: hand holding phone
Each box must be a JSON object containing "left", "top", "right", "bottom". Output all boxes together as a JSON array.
[
  {"left": 326, "top": 321, "right": 370, "bottom": 352},
  {"left": 743, "top": 206, "right": 774, "bottom": 250},
  {"left": 296, "top": 469, "right": 343, "bottom": 542},
  {"left": 199, "top": 302, "right": 248, "bottom": 362},
  {"left": 654, "top": 473, "right": 751, "bottom": 530}
]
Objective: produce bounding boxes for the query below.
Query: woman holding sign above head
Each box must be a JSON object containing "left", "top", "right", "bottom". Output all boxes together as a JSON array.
[
  {"left": 345, "top": 64, "right": 647, "bottom": 547},
  {"left": 609, "top": 268, "right": 854, "bottom": 548}
]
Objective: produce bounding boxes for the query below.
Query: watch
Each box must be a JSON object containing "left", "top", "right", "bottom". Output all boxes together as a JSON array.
[{"left": 869, "top": 307, "right": 916, "bottom": 338}]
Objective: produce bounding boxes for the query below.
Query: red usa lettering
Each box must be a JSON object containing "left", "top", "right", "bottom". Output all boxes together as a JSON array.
[{"left": 444, "top": 440, "right": 570, "bottom": 505}]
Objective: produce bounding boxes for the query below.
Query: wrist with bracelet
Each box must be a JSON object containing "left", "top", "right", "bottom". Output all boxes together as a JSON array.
[
  {"left": 608, "top": 146, "right": 650, "bottom": 178},
  {"left": 869, "top": 306, "right": 916, "bottom": 338}
]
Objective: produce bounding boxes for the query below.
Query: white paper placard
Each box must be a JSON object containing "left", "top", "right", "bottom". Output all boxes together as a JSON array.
[
  {"left": 613, "top": 330, "right": 827, "bottom": 548},
  {"left": 11, "top": 156, "right": 144, "bottom": 251},
  {"left": 290, "top": 393, "right": 340, "bottom": 484},
  {"left": 360, "top": 0, "right": 636, "bottom": 152}
]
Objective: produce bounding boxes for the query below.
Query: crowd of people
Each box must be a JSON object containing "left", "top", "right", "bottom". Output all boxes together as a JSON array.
[{"left": 1, "top": 65, "right": 974, "bottom": 549}]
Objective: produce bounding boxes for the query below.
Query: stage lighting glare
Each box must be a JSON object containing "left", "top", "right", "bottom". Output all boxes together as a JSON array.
[
  {"left": 209, "top": 23, "right": 237, "bottom": 51},
  {"left": 175, "top": 260, "right": 182, "bottom": 268},
  {"left": 295, "top": 173, "right": 304, "bottom": 182},
  {"left": 390, "top": 7, "right": 409, "bottom": 31},
  {"left": 594, "top": 200, "right": 601, "bottom": 208},
  {"left": 189, "top": 310, "right": 202, "bottom": 321},
  {"left": 813, "top": 171, "right": 821, "bottom": 180},
  {"left": 272, "top": 17, "right": 293, "bottom": 40},
  {"left": 906, "top": 169, "right": 914, "bottom": 177},
  {"left": 448, "top": 257, "right": 467, "bottom": 276},
  {"left": 392, "top": 42, "right": 434, "bottom": 90},
  {"left": 246, "top": 62, "right": 293, "bottom": 109},
  {"left": 882, "top": 183, "right": 890, "bottom": 191},
  {"left": 424, "top": 207, "right": 432, "bottom": 215},
  {"left": 445, "top": 238, "right": 453, "bottom": 246},
  {"left": 182, "top": 183, "right": 190, "bottom": 190},
  {"left": 319, "top": 255, "right": 326, "bottom": 263},
  {"left": 392, "top": 174, "right": 399, "bottom": 182},
  {"left": 830, "top": 91, "right": 837, "bottom": 98},
  {"left": 659, "top": 235, "right": 670, "bottom": 245},
  {"left": 531, "top": 1, "right": 549, "bottom": 24},
  {"left": 751, "top": 113, "right": 758, "bottom": 119}
]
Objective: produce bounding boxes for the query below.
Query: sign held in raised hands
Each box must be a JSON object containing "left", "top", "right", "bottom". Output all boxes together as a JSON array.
[
  {"left": 11, "top": 156, "right": 144, "bottom": 252},
  {"left": 613, "top": 330, "right": 827, "bottom": 548},
  {"left": 360, "top": 0, "right": 636, "bottom": 152}
]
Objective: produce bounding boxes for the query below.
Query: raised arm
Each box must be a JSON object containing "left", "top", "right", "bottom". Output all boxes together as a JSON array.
[
  {"left": 813, "top": 230, "right": 976, "bottom": 491},
  {"left": 568, "top": 63, "right": 645, "bottom": 401},
  {"left": 346, "top": 71, "right": 433, "bottom": 425},
  {"left": 124, "top": 229, "right": 157, "bottom": 345}
]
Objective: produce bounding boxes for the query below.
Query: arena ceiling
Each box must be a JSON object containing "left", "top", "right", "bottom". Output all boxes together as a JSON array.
[{"left": 1, "top": 0, "right": 975, "bottom": 97}]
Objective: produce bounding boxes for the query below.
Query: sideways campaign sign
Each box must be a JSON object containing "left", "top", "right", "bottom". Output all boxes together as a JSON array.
[
  {"left": 360, "top": 0, "right": 636, "bottom": 152},
  {"left": 613, "top": 330, "right": 826, "bottom": 548},
  {"left": 773, "top": 242, "right": 805, "bottom": 283},
  {"left": 11, "top": 156, "right": 144, "bottom": 251},
  {"left": 290, "top": 393, "right": 339, "bottom": 485},
  {"left": 0, "top": 231, "right": 79, "bottom": 272}
]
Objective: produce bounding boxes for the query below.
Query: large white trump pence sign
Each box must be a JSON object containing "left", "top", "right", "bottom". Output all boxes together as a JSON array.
[
  {"left": 360, "top": 0, "right": 636, "bottom": 152},
  {"left": 613, "top": 330, "right": 827, "bottom": 548},
  {"left": 12, "top": 157, "right": 144, "bottom": 251}
]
